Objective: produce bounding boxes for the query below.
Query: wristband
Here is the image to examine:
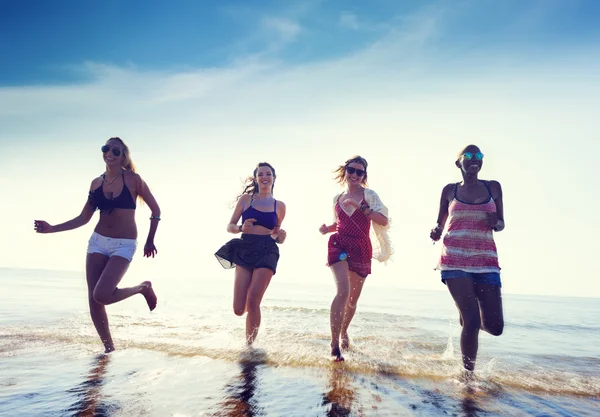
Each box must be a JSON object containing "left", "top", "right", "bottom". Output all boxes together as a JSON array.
[{"left": 150, "top": 216, "right": 161, "bottom": 221}]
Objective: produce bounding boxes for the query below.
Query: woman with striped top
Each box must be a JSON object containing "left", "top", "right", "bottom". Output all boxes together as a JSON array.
[{"left": 430, "top": 145, "right": 505, "bottom": 377}]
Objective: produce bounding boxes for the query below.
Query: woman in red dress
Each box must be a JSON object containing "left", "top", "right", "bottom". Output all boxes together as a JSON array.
[{"left": 319, "top": 156, "right": 391, "bottom": 361}]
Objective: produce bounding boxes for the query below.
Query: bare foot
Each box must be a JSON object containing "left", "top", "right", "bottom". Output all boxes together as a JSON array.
[
  {"left": 341, "top": 333, "right": 350, "bottom": 350},
  {"left": 104, "top": 345, "right": 115, "bottom": 354},
  {"left": 331, "top": 345, "right": 345, "bottom": 362},
  {"left": 141, "top": 281, "right": 157, "bottom": 311}
]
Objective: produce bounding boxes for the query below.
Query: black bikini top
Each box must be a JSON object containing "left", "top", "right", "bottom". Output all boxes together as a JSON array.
[{"left": 88, "top": 173, "right": 136, "bottom": 213}]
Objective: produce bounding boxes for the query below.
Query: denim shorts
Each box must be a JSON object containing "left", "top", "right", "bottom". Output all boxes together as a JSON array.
[
  {"left": 441, "top": 270, "right": 502, "bottom": 287},
  {"left": 87, "top": 232, "right": 137, "bottom": 262}
]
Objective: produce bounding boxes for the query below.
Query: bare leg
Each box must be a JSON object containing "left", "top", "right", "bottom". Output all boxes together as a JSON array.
[
  {"left": 446, "top": 278, "right": 481, "bottom": 372},
  {"left": 245, "top": 268, "right": 273, "bottom": 345},
  {"left": 92, "top": 256, "right": 153, "bottom": 308},
  {"left": 330, "top": 261, "right": 350, "bottom": 361},
  {"left": 475, "top": 283, "right": 504, "bottom": 336},
  {"left": 340, "top": 272, "right": 366, "bottom": 350},
  {"left": 86, "top": 253, "right": 114, "bottom": 352},
  {"left": 233, "top": 266, "right": 252, "bottom": 316}
]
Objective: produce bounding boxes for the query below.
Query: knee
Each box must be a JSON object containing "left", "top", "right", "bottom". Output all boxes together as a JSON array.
[
  {"left": 336, "top": 289, "right": 350, "bottom": 302},
  {"left": 486, "top": 320, "right": 504, "bottom": 336},
  {"left": 92, "top": 289, "right": 110, "bottom": 306},
  {"left": 462, "top": 313, "right": 481, "bottom": 332},
  {"left": 233, "top": 304, "right": 245, "bottom": 316},
  {"left": 245, "top": 296, "right": 261, "bottom": 314}
]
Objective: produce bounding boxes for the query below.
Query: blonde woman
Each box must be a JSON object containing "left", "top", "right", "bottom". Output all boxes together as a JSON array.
[{"left": 34, "top": 137, "right": 160, "bottom": 353}]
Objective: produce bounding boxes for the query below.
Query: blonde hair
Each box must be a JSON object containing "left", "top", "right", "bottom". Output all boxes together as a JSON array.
[
  {"left": 333, "top": 155, "right": 368, "bottom": 186},
  {"left": 107, "top": 137, "right": 136, "bottom": 172}
]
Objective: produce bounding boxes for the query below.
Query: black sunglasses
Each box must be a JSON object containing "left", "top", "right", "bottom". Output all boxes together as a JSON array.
[
  {"left": 101, "top": 145, "right": 122, "bottom": 157},
  {"left": 346, "top": 166, "right": 366, "bottom": 177}
]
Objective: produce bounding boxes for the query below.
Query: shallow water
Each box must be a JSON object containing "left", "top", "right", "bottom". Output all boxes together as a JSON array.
[{"left": 1, "top": 267, "right": 599, "bottom": 416}]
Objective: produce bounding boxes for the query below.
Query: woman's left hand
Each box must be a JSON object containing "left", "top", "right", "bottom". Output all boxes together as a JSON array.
[
  {"left": 272, "top": 228, "right": 287, "bottom": 243},
  {"left": 144, "top": 242, "right": 158, "bottom": 258}
]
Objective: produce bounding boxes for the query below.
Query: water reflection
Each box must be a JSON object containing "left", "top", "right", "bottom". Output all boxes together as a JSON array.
[
  {"left": 322, "top": 367, "right": 356, "bottom": 417},
  {"left": 212, "top": 349, "right": 266, "bottom": 416},
  {"left": 66, "top": 354, "right": 111, "bottom": 417}
]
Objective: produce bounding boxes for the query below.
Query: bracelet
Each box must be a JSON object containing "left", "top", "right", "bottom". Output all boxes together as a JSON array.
[{"left": 150, "top": 216, "right": 161, "bottom": 221}]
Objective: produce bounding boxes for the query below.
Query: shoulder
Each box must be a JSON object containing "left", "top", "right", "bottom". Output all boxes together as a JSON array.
[
  {"left": 442, "top": 183, "right": 456, "bottom": 196},
  {"left": 443, "top": 183, "right": 456, "bottom": 192},
  {"left": 239, "top": 194, "right": 252, "bottom": 206},
  {"left": 90, "top": 176, "right": 102, "bottom": 191},
  {"left": 124, "top": 170, "right": 141, "bottom": 182},
  {"left": 276, "top": 199, "right": 286, "bottom": 209},
  {"left": 364, "top": 188, "right": 378, "bottom": 197},
  {"left": 486, "top": 180, "right": 502, "bottom": 196}
]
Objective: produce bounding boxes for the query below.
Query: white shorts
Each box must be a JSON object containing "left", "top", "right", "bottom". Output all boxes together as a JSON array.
[{"left": 87, "top": 232, "right": 137, "bottom": 262}]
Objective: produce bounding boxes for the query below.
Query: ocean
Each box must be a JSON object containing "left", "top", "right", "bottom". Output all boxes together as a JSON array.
[{"left": 0, "top": 267, "right": 598, "bottom": 416}]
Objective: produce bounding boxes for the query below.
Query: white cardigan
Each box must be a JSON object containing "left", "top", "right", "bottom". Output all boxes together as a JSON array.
[{"left": 333, "top": 188, "right": 393, "bottom": 263}]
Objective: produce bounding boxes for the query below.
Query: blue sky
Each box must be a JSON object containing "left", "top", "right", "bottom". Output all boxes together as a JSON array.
[
  {"left": 1, "top": 0, "right": 600, "bottom": 298},
  {"left": 2, "top": 0, "right": 599, "bottom": 85}
]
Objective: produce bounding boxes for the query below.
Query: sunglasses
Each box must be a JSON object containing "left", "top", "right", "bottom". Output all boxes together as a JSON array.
[
  {"left": 101, "top": 145, "right": 122, "bottom": 157},
  {"left": 346, "top": 167, "right": 366, "bottom": 177},
  {"left": 462, "top": 152, "right": 484, "bottom": 161}
]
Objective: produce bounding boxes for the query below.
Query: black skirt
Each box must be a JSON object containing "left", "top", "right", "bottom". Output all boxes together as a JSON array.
[{"left": 215, "top": 234, "right": 280, "bottom": 274}]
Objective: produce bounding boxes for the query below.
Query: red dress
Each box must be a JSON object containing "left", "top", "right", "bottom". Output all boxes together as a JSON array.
[{"left": 327, "top": 198, "right": 372, "bottom": 277}]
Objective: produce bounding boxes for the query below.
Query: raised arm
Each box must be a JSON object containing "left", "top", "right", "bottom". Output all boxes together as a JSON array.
[
  {"left": 34, "top": 179, "right": 98, "bottom": 234},
  {"left": 362, "top": 189, "right": 389, "bottom": 226}
]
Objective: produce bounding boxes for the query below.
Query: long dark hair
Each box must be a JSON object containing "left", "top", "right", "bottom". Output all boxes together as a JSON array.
[
  {"left": 237, "top": 162, "right": 277, "bottom": 200},
  {"left": 333, "top": 155, "right": 368, "bottom": 186}
]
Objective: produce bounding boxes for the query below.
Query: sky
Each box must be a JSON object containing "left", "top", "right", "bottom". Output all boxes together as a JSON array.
[{"left": 1, "top": 0, "right": 599, "bottom": 298}]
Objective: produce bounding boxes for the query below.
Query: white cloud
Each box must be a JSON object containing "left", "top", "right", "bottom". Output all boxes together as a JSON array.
[
  {"left": 2, "top": 5, "right": 600, "bottom": 297},
  {"left": 261, "top": 16, "right": 302, "bottom": 43},
  {"left": 339, "top": 11, "right": 359, "bottom": 30}
]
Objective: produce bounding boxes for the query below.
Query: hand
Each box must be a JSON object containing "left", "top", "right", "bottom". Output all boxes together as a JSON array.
[
  {"left": 34, "top": 220, "right": 52, "bottom": 234},
  {"left": 341, "top": 198, "right": 360, "bottom": 209},
  {"left": 241, "top": 218, "right": 256, "bottom": 233},
  {"left": 272, "top": 228, "right": 287, "bottom": 243},
  {"left": 430, "top": 225, "right": 443, "bottom": 241},
  {"left": 144, "top": 242, "right": 158, "bottom": 258},
  {"left": 485, "top": 212, "right": 498, "bottom": 228},
  {"left": 319, "top": 224, "right": 328, "bottom": 235}
]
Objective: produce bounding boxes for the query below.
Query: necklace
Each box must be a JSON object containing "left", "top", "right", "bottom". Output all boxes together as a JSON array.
[{"left": 102, "top": 170, "right": 122, "bottom": 185}]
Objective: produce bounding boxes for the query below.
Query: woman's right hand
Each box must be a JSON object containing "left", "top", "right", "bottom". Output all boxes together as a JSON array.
[
  {"left": 430, "top": 225, "right": 443, "bottom": 241},
  {"left": 34, "top": 220, "right": 52, "bottom": 234},
  {"left": 319, "top": 224, "right": 328, "bottom": 235},
  {"left": 241, "top": 218, "right": 256, "bottom": 233}
]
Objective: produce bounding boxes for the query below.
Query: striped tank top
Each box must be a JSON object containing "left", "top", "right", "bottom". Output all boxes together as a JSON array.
[{"left": 437, "top": 181, "right": 500, "bottom": 273}]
